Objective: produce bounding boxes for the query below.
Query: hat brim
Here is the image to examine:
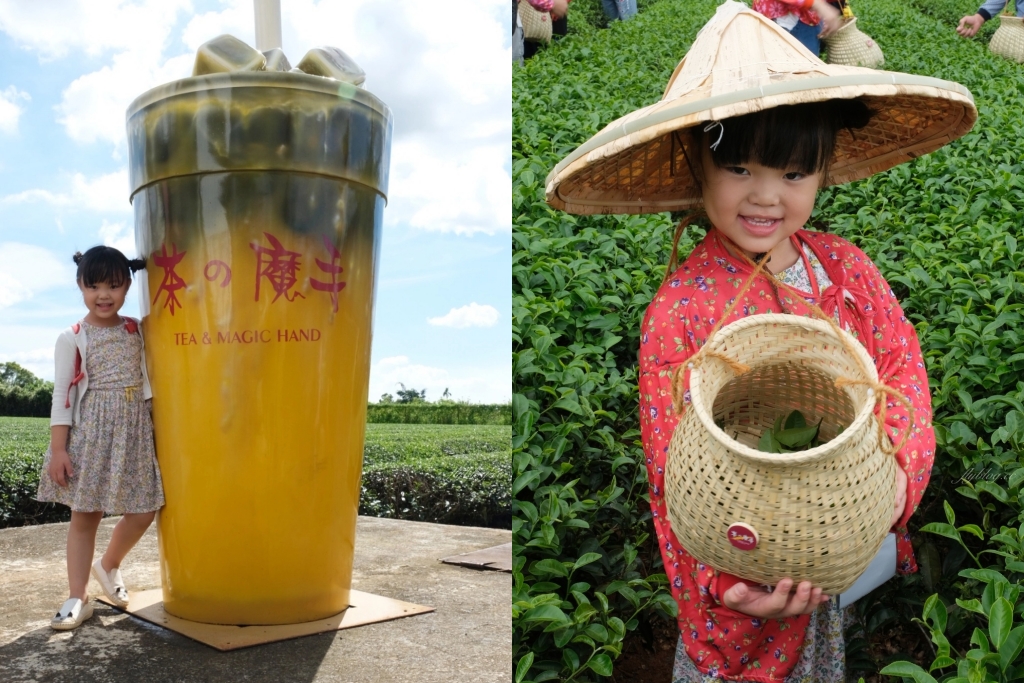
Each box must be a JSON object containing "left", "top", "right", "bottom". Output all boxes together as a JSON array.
[{"left": 546, "top": 73, "right": 977, "bottom": 215}]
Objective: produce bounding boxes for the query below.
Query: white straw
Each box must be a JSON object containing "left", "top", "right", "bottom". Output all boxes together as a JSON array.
[{"left": 254, "top": 0, "right": 282, "bottom": 51}]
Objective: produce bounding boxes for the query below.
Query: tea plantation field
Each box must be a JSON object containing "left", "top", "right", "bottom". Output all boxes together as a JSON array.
[
  {"left": 514, "top": 0, "right": 1024, "bottom": 680},
  {"left": 0, "top": 417, "right": 510, "bottom": 530}
]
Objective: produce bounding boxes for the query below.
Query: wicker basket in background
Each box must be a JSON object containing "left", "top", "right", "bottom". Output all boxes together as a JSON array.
[
  {"left": 519, "top": 2, "right": 553, "bottom": 44},
  {"left": 664, "top": 313, "right": 898, "bottom": 594},
  {"left": 824, "top": 18, "right": 884, "bottom": 68},
  {"left": 990, "top": 15, "right": 1024, "bottom": 63}
]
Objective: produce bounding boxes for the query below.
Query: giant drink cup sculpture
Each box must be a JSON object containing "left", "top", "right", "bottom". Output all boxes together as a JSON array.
[{"left": 126, "top": 34, "right": 392, "bottom": 625}]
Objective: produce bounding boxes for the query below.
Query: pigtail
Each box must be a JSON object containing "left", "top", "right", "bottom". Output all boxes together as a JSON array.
[
  {"left": 72, "top": 251, "right": 84, "bottom": 265},
  {"left": 128, "top": 258, "right": 147, "bottom": 273}
]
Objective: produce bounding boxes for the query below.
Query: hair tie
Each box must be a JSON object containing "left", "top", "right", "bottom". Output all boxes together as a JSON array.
[{"left": 704, "top": 120, "right": 724, "bottom": 151}]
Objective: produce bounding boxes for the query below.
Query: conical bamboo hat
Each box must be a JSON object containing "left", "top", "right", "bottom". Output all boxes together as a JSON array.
[{"left": 545, "top": 0, "right": 977, "bottom": 215}]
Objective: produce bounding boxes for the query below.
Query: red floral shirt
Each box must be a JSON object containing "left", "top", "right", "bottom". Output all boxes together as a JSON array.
[
  {"left": 638, "top": 228, "right": 935, "bottom": 681},
  {"left": 753, "top": 0, "right": 820, "bottom": 26}
]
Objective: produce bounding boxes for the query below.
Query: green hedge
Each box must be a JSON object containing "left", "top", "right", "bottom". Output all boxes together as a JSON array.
[
  {"left": 0, "top": 418, "right": 511, "bottom": 530},
  {"left": 366, "top": 403, "right": 511, "bottom": 425},
  {"left": 0, "top": 385, "right": 53, "bottom": 418},
  {"left": 514, "top": 0, "right": 1024, "bottom": 680}
]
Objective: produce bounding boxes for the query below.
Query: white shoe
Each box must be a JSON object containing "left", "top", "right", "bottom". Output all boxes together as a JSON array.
[
  {"left": 51, "top": 597, "right": 94, "bottom": 630},
  {"left": 91, "top": 559, "right": 129, "bottom": 608}
]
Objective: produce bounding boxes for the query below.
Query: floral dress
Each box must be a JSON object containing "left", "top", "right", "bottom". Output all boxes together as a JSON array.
[
  {"left": 640, "top": 228, "right": 935, "bottom": 682},
  {"left": 37, "top": 321, "right": 164, "bottom": 514}
]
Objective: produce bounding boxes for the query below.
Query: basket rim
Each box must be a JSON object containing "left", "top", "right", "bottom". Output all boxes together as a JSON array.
[{"left": 688, "top": 313, "right": 882, "bottom": 466}]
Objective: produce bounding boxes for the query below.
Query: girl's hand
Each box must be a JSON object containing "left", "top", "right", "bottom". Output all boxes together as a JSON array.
[
  {"left": 722, "top": 578, "right": 829, "bottom": 618},
  {"left": 551, "top": 0, "right": 568, "bottom": 20},
  {"left": 48, "top": 450, "right": 74, "bottom": 488},
  {"left": 812, "top": 0, "right": 843, "bottom": 39},
  {"left": 890, "top": 466, "right": 908, "bottom": 528}
]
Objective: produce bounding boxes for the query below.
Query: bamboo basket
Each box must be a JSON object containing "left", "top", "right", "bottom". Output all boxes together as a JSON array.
[
  {"left": 990, "top": 15, "right": 1024, "bottom": 63},
  {"left": 824, "top": 18, "right": 884, "bottom": 68},
  {"left": 519, "top": 2, "right": 553, "bottom": 44},
  {"left": 663, "top": 313, "right": 899, "bottom": 594}
]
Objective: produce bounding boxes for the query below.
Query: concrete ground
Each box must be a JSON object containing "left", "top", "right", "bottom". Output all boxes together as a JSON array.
[{"left": 0, "top": 516, "right": 511, "bottom": 683}]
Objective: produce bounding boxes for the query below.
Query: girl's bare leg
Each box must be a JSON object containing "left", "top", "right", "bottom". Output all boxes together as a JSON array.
[
  {"left": 67, "top": 511, "right": 104, "bottom": 599},
  {"left": 100, "top": 512, "right": 156, "bottom": 571}
]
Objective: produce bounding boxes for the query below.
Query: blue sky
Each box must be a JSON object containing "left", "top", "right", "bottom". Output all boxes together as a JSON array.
[{"left": 0, "top": 0, "right": 511, "bottom": 404}]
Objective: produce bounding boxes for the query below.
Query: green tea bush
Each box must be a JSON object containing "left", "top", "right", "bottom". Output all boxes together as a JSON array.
[
  {"left": 514, "top": 0, "right": 1024, "bottom": 680},
  {"left": 899, "top": 0, "right": 1000, "bottom": 43},
  {"left": 0, "top": 418, "right": 511, "bottom": 530},
  {"left": 824, "top": 0, "right": 1024, "bottom": 679},
  {"left": 360, "top": 424, "right": 512, "bottom": 528},
  {"left": 0, "top": 417, "right": 69, "bottom": 527},
  {"left": 366, "top": 402, "right": 512, "bottom": 425},
  {"left": 513, "top": 2, "right": 718, "bottom": 681}
]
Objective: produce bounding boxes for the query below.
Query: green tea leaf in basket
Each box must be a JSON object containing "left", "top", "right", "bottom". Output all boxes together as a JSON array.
[
  {"left": 758, "top": 429, "right": 782, "bottom": 453},
  {"left": 784, "top": 410, "right": 808, "bottom": 430},
  {"left": 775, "top": 424, "right": 820, "bottom": 448},
  {"left": 757, "top": 412, "right": 829, "bottom": 453}
]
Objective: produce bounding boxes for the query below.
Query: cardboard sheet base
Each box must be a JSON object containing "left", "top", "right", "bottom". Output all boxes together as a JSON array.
[
  {"left": 96, "top": 589, "right": 433, "bottom": 651},
  {"left": 440, "top": 542, "right": 512, "bottom": 572}
]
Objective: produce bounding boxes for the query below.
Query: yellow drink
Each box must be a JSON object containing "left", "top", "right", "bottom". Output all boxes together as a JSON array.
[{"left": 127, "top": 73, "right": 391, "bottom": 624}]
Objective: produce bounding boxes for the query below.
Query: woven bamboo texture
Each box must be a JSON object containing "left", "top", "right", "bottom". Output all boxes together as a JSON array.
[
  {"left": 519, "top": 2, "right": 552, "bottom": 44},
  {"left": 824, "top": 18, "right": 884, "bottom": 68},
  {"left": 545, "top": 1, "right": 977, "bottom": 215},
  {"left": 663, "top": 314, "right": 897, "bottom": 594},
  {"left": 990, "top": 16, "right": 1024, "bottom": 63}
]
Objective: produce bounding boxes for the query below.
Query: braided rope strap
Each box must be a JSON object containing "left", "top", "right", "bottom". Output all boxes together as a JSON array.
[{"left": 669, "top": 233, "right": 915, "bottom": 455}]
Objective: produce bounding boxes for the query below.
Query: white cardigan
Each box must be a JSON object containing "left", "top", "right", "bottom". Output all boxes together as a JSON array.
[{"left": 50, "top": 317, "right": 153, "bottom": 427}]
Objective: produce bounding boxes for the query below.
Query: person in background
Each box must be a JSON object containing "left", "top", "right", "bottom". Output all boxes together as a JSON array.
[
  {"left": 523, "top": 0, "right": 569, "bottom": 60},
  {"left": 753, "top": 0, "right": 844, "bottom": 54},
  {"left": 603, "top": 0, "right": 638, "bottom": 22},
  {"left": 957, "top": 0, "right": 1024, "bottom": 37},
  {"left": 514, "top": 0, "right": 525, "bottom": 64}
]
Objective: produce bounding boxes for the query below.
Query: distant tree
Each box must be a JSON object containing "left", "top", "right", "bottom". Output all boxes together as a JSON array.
[
  {"left": 0, "top": 362, "right": 44, "bottom": 390},
  {"left": 379, "top": 393, "right": 395, "bottom": 403},
  {"left": 395, "top": 383, "right": 427, "bottom": 404},
  {"left": 442, "top": 388, "right": 451, "bottom": 400}
]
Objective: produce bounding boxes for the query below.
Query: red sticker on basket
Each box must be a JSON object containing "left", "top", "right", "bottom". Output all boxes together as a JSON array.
[{"left": 727, "top": 523, "right": 759, "bottom": 551}]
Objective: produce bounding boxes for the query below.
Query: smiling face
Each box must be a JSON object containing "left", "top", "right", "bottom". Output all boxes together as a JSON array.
[
  {"left": 700, "top": 144, "right": 822, "bottom": 267},
  {"left": 686, "top": 100, "right": 874, "bottom": 271},
  {"left": 79, "top": 278, "right": 130, "bottom": 327}
]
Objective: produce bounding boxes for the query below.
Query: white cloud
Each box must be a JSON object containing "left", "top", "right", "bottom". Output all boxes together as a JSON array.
[
  {"left": 369, "top": 355, "right": 510, "bottom": 404},
  {"left": 0, "top": 0, "right": 193, "bottom": 60},
  {"left": 57, "top": 53, "right": 194, "bottom": 147},
  {"left": 0, "top": 345, "right": 55, "bottom": 382},
  {"left": 0, "top": 170, "right": 132, "bottom": 213},
  {"left": 0, "top": 243, "right": 75, "bottom": 309},
  {"left": 428, "top": 302, "right": 499, "bottom": 329},
  {"left": 32, "top": 0, "right": 511, "bottom": 234},
  {"left": 183, "top": 0, "right": 513, "bottom": 234},
  {"left": 0, "top": 85, "right": 30, "bottom": 134},
  {"left": 387, "top": 141, "right": 511, "bottom": 236},
  {"left": 98, "top": 219, "right": 137, "bottom": 255}
]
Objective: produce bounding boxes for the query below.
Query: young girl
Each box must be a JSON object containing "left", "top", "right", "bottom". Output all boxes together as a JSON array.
[
  {"left": 545, "top": 2, "right": 977, "bottom": 680},
  {"left": 37, "top": 245, "right": 164, "bottom": 630}
]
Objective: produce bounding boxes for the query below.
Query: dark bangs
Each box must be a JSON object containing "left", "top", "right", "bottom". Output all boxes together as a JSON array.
[
  {"left": 76, "top": 246, "right": 132, "bottom": 288},
  {"left": 695, "top": 99, "right": 874, "bottom": 175}
]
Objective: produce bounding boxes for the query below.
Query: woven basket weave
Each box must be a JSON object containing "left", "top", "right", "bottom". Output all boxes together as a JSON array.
[
  {"left": 824, "top": 18, "right": 884, "bottom": 68},
  {"left": 663, "top": 313, "right": 898, "bottom": 594},
  {"left": 519, "top": 2, "right": 553, "bottom": 44},
  {"left": 990, "top": 15, "right": 1024, "bottom": 63}
]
